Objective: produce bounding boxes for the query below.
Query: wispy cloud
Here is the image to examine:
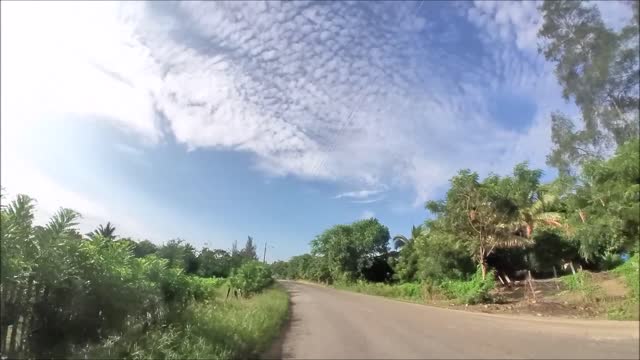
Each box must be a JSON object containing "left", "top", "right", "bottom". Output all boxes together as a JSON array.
[
  {"left": 4, "top": 0, "right": 605, "bottom": 207},
  {"left": 352, "top": 197, "right": 386, "bottom": 204},
  {"left": 334, "top": 189, "right": 385, "bottom": 200}
]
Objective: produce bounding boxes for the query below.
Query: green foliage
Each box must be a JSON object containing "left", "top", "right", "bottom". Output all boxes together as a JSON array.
[
  {"left": 84, "top": 286, "right": 289, "bottom": 360},
  {"left": 425, "top": 165, "right": 542, "bottom": 279},
  {"left": 560, "top": 271, "right": 590, "bottom": 291},
  {"left": 392, "top": 241, "right": 420, "bottom": 282},
  {"left": 606, "top": 301, "right": 639, "bottom": 321},
  {"left": 413, "top": 227, "right": 476, "bottom": 282},
  {"left": 334, "top": 280, "right": 426, "bottom": 301},
  {"left": 539, "top": 0, "right": 639, "bottom": 172},
  {"left": 229, "top": 261, "right": 273, "bottom": 297},
  {"left": 198, "top": 248, "right": 233, "bottom": 278},
  {"left": 0, "top": 194, "right": 272, "bottom": 359},
  {"left": 613, "top": 254, "right": 639, "bottom": 302},
  {"left": 87, "top": 221, "right": 117, "bottom": 240},
  {"left": 439, "top": 267, "right": 496, "bottom": 305},
  {"left": 157, "top": 239, "right": 200, "bottom": 274},
  {"left": 311, "top": 218, "right": 390, "bottom": 282},
  {"left": 560, "top": 271, "right": 603, "bottom": 304},
  {"left": 568, "top": 138, "right": 640, "bottom": 264},
  {"left": 269, "top": 260, "right": 289, "bottom": 279},
  {"left": 133, "top": 239, "right": 158, "bottom": 258}
]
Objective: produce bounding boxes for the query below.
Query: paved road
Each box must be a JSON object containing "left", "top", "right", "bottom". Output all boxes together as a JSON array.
[{"left": 265, "top": 281, "right": 639, "bottom": 359}]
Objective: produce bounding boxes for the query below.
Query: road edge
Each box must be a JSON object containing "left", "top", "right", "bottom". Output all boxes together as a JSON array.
[{"left": 292, "top": 279, "right": 640, "bottom": 334}]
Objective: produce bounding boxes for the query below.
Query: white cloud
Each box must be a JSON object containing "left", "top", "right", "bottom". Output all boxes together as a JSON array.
[
  {"left": 335, "top": 189, "right": 386, "bottom": 200},
  {"left": 352, "top": 197, "right": 386, "bottom": 204},
  {"left": 3, "top": 0, "right": 599, "bottom": 210},
  {"left": 1, "top": 1, "right": 162, "bottom": 143}
]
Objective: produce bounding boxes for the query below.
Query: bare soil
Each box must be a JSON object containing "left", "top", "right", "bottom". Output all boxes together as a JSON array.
[{"left": 436, "top": 272, "right": 635, "bottom": 320}]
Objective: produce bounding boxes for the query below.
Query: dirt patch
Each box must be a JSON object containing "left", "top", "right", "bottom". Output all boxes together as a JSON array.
[
  {"left": 598, "top": 278, "right": 629, "bottom": 298},
  {"left": 431, "top": 272, "right": 636, "bottom": 320}
]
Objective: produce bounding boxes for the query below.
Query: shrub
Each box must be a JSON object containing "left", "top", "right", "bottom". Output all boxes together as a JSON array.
[
  {"left": 229, "top": 261, "right": 273, "bottom": 297},
  {"left": 82, "top": 286, "right": 289, "bottom": 360},
  {"left": 560, "top": 271, "right": 590, "bottom": 291},
  {"left": 439, "top": 267, "right": 495, "bottom": 304}
]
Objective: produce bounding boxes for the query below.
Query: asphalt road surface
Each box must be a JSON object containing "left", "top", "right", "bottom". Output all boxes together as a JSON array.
[{"left": 265, "top": 281, "right": 639, "bottom": 359}]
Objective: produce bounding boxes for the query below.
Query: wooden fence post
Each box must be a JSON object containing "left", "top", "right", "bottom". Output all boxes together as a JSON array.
[
  {"left": 552, "top": 266, "right": 560, "bottom": 290},
  {"left": 527, "top": 271, "right": 536, "bottom": 302}
]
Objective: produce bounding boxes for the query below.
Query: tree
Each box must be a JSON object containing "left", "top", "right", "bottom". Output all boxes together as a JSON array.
[
  {"left": 539, "top": 0, "right": 639, "bottom": 173},
  {"left": 426, "top": 169, "right": 531, "bottom": 279},
  {"left": 311, "top": 218, "right": 390, "bottom": 281},
  {"left": 87, "top": 222, "right": 116, "bottom": 240},
  {"left": 413, "top": 222, "right": 476, "bottom": 282},
  {"left": 566, "top": 138, "right": 640, "bottom": 265},
  {"left": 198, "top": 248, "right": 232, "bottom": 278},
  {"left": 240, "top": 236, "right": 258, "bottom": 261},
  {"left": 183, "top": 243, "right": 199, "bottom": 274},
  {"left": 157, "top": 238, "right": 199, "bottom": 273},
  {"left": 392, "top": 225, "right": 423, "bottom": 250},
  {"left": 133, "top": 239, "right": 158, "bottom": 258},
  {"left": 392, "top": 240, "right": 420, "bottom": 282},
  {"left": 269, "top": 260, "right": 289, "bottom": 279},
  {"left": 497, "top": 162, "right": 564, "bottom": 238}
]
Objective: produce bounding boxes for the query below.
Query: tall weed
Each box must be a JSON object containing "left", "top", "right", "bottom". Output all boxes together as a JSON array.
[{"left": 439, "top": 267, "right": 495, "bottom": 305}]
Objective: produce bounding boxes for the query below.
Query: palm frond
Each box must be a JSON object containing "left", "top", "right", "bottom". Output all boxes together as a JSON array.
[
  {"left": 3, "top": 194, "right": 36, "bottom": 238},
  {"left": 392, "top": 235, "right": 409, "bottom": 250},
  {"left": 45, "top": 208, "right": 81, "bottom": 238}
]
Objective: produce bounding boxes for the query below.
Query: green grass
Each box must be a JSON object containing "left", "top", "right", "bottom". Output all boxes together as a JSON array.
[
  {"left": 613, "top": 254, "right": 639, "bottom": 301},
  {"left": 607, "top": 254, "right": 639, "bottom": 320},
  {"left": 84, "top": 284, "right": 289, "bottom": 359},
  {"left": 559, "top": 271, "right": 603, "bottom": 303},
  {"left": 332, "top": 268, "right": 496, "bottom": 305},
  {"left": 606, "top": 300, "right": 640, "bottom": 320},
  {"left": 333, "top": 281, "right": 426, "bottom": 302},
  {"left": 438, "top": 269, "right": 495, "bottom": 305}
]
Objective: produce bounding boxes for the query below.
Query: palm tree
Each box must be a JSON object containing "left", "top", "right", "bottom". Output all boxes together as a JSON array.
[
  {"left": 392, "top": 225, "right": 423, "bottom": 250},
  {"left": 519, "top": 191, "right": 564, "bottom": 238},
  {"left": 87, "top": 222, "right": 117, "bottom": 240}
]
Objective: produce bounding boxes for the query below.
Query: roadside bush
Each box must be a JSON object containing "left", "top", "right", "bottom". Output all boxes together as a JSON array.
[
  {"left": 83, "top": 286, "right": 289, "bottom": 360},
  {"left": 0, "top": 194, "right": 232, "bottom": 358},
  {"left": 229, "top": 261, "right": 273, "bottom": 297},
  {"left": 560, "top": 271, "right": 590, "bottom": 291},
  {"left": 439, "top": 267, "right": 495, "bottom": 305}
]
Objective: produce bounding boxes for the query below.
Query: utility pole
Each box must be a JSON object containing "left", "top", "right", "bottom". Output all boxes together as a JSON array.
[{"left": 263, "top": 241, "right": 267, "bottom": 264}]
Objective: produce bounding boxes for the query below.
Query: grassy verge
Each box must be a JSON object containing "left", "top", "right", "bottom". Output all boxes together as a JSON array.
[
  {"left": 609, "top": 254, "right": 639, "bottom": 320},
  {"left": 331, "top": 268, "right": 495, "bottom": 305},
  {"left": 85, "top": 284, "right": 289, "bottom": 359},
  {"left": 558, "top": 255, "right": 639, "bottom": 320},
  {"left": 332, "top": 281, "right": 426, "bottom": 302},
  {"left": 559, "top": 271, "right": 602, "bottom": 303}
]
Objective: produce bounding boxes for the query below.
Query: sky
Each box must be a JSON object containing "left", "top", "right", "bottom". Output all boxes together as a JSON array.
[{"left": 1, "top": 1, "right": 632, "bottom": 261}]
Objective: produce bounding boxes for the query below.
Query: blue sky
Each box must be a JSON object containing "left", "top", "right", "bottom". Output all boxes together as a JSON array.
[{"left": 1, "top": 1, "right": 630, "bottom": 261}]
